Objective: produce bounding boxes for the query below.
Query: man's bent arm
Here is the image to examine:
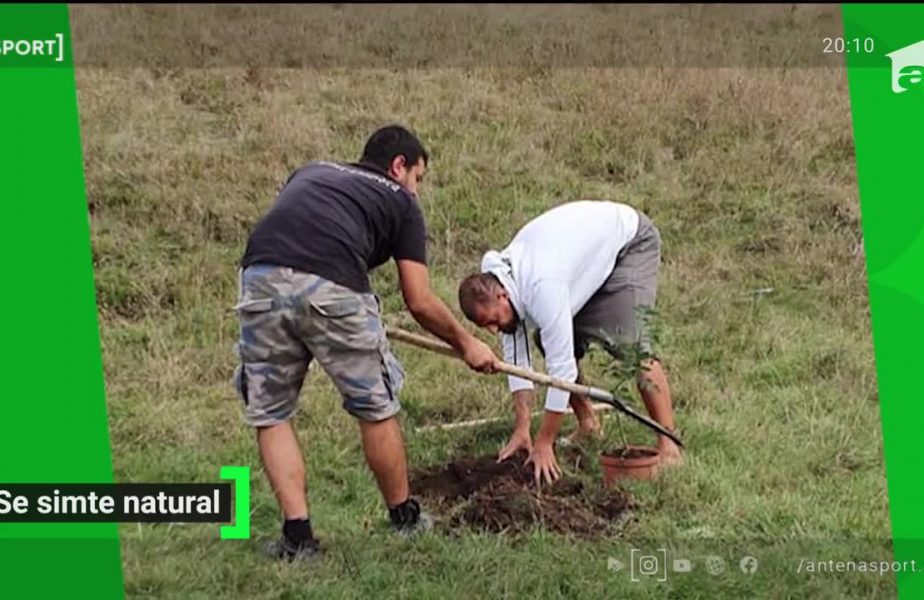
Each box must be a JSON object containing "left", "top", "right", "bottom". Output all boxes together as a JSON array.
[
  {"left": 396, "top": 259, "right": 480, "bottom": 352},
  {"left": 528, "top": 280, "right": 578, "bottom": 447},
  {"left": 529, "top": 280, "right": 579, "bottom": 412}
]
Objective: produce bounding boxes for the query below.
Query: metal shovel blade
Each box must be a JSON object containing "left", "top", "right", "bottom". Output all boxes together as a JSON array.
[{"left": 586, "top": 387, "right": 684, "bottom": 448}]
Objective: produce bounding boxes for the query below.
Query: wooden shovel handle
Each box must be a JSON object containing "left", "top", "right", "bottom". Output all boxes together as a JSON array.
[
  {"left": 385, "top": 327, "right": 614, "bottom": 401},
  {"left": 385, "top": 326, "right": 684, "bottom": 448}
]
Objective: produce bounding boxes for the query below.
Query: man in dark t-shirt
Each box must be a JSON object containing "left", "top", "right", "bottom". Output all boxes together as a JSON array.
[
  {"left": 241, "top": 159, "right": 428, "bottom": 293},
  {"left": 233, "top": 126, "right": 498, "bottom": 560}
]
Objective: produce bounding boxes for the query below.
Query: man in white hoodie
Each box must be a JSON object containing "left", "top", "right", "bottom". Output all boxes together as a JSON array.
[{"left": 458, "top": 200, "right": 681, "bottom": 485}]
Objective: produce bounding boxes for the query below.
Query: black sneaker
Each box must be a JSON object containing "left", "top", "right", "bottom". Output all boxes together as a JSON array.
[
  {"left": 389, "top": 498, "right": 434, "bottom": 537},
  {"left": 396, "top": 510, "right": 433, "bottom": 537},
  {"left": 262, "top": 536, "right": 322, "bottom": 562}
]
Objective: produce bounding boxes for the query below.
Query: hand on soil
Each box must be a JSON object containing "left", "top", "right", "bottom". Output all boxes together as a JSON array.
[
  {"left": 498, "top": 428, "right": 533, "bottom": 463},
  {"left": 526, "top": 441, "right": 561, "bottom": 487},
  {"left": 408, "top": 454, "right": 630, "bottom": 537}
]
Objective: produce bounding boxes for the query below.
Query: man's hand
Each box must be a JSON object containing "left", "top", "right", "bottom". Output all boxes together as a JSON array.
[
  {"left": 397, "top": 260, "right": 499, "bottom": 374},
  {"left": 460, "top": 336, "right": 499, "bottom": 373},
  {"left": 526, "top": 439, "right": 561, "bottom": 487},
  {"left": 527, "top": 409, "right": 566, "bottom": 487},
  {"left": 498, "top": 426, "right": 533, "bottom": 462}
]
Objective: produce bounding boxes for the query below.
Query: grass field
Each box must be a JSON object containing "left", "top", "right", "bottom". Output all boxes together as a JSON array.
[{"left": 75, "top": 7, "right": 892, "bottom": 598}]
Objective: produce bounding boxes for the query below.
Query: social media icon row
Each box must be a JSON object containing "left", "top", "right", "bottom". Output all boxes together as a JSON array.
[{"left": 612, "top": 553, "right": 760, "bottom": 579}]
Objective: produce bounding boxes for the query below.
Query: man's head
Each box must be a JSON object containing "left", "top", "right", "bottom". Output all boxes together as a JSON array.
[
  {"left": 360, "top": 125, "right": 428, "bottom": 197},
  {"left": 458, "top": 273, "right": 518, "bottom": 334}
]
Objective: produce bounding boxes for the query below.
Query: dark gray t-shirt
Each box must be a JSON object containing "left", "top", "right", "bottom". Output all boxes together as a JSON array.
[{"left": 241, "top": 161, "right": 427, "bottom": 293}]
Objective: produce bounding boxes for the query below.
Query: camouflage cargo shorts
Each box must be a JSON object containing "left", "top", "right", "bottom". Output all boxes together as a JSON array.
[{"left": 232, "top": 264, "right": 405, "bottom": 426}]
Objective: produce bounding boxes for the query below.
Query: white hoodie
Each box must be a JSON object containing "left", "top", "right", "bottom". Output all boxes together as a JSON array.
[{"left": 481, "top": 200, "right": 640, "bottom": 412}]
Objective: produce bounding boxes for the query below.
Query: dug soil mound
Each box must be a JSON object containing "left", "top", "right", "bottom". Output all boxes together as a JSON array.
[{"left": 410, "top": 452, "right": 632, "bottom": 538}]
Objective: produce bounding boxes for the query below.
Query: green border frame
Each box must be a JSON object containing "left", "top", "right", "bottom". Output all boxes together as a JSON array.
[
  {"left": 1, "top": 3, "right": 921, "bottom": 597},
  {"left": 843, "top": 4, "right": 924, "bottom": 599},
  {"left": 0, "top": 4, "right": 124, "bottom": 597}
]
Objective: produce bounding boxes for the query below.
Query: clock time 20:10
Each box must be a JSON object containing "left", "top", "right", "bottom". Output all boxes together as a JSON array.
[{"left": 823, "top": 37, "right": 875, "bottom": 54}]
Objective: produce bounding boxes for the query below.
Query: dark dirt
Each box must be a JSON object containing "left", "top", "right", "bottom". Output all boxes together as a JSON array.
[
  {"left": 410, "top": 451, "right": 632, "bottom": 538},
  {"left": 602, "top": 447, "right": 659, "bottom": 460}
]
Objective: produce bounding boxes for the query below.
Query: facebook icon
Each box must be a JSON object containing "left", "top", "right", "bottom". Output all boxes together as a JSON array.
[{"left": 739, "top": 556, "right": 759, "bottom": 575}]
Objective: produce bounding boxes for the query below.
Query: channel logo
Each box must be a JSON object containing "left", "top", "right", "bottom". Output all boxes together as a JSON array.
[{"left": 887, "top": 40, "right": 924, "bottom": 94}]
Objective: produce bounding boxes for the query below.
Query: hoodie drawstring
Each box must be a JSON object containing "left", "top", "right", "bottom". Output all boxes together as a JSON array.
[
  {"left": 523, "top": 321, "right": 531, "bottom": 366},
  {"left": 511, "top": 314, "right": 530, "bottom": 369}
]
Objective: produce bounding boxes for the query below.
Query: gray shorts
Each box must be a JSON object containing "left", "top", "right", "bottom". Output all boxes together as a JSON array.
[
  {"left": 535, "top": 211, "right": 661, "bottom": 361},
  {"left": 232, "top": 264, "right": 404, "bottom": 427}
]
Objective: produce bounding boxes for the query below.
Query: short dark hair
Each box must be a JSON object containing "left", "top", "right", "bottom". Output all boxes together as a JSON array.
[
  {"left": 360, "top": 125, "right": 429, "bottom": 172},
  {"left": 458, "top": 273, "right": 502, "bottom": 322}
]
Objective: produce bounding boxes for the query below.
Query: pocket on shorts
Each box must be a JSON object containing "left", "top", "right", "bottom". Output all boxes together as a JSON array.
[
  {"left": 308, "top": 296, "right": 363, "bottom": 319},
  {"left": 308, "top": 294, "right": 379, "bottom": 350},
  {"left": 234, "top": 297, "right": 274, "bottom": 313}
]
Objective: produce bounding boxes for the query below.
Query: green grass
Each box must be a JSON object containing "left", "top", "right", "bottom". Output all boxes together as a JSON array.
[{"left": 76, "top": 55, "right": 890, "bottom": 598}]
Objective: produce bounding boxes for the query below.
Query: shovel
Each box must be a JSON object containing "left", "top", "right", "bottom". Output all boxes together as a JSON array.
[{"left": 385, "top": 327, "right": 683, "bottom": 448}]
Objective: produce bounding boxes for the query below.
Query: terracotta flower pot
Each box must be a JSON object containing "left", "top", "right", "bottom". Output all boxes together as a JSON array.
[{"left": 600, "top": 445, "right": 661, "bottom": 486}]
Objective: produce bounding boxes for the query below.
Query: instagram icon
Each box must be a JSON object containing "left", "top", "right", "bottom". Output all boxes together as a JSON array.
[{"left": 630, "top": 548, "right": 668, "bottom": 582}]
